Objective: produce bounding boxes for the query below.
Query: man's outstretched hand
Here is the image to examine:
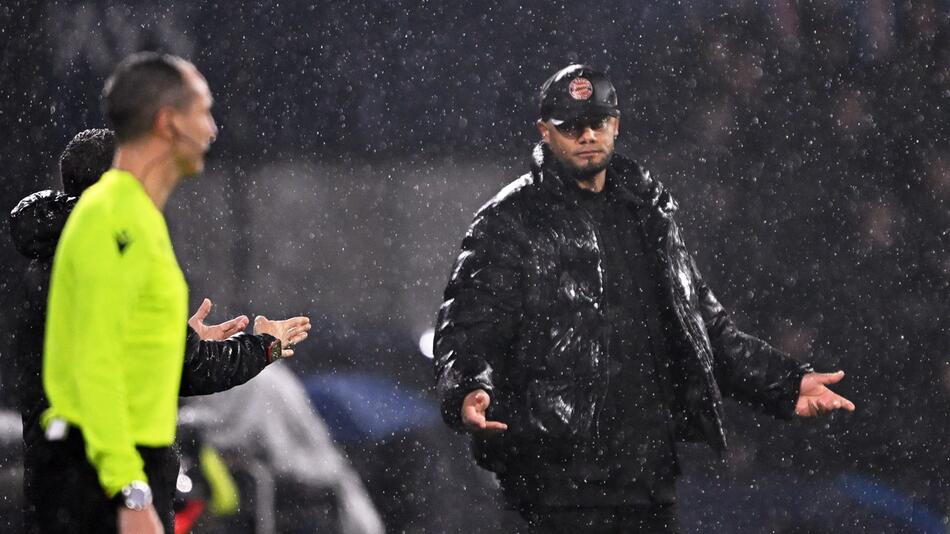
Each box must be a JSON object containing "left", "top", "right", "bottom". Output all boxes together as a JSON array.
[
  {"left": 795, "top": 370, "right": 856, "bottom": 417},
  {"left": 253, "top": 315, "right": 312, "bottom": 358},
  {"left": 188, "top": 298, "right": 249, "bottom": 341},
  {"left": 461, "top": 389, "right": 508, "bottom": 434}
]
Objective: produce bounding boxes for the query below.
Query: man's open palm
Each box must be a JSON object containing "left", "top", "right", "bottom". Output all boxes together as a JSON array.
[
  {"left": 461, "top": 389, "right": 508, "bottom": 434},
  {"left": 253, "top": 315, "right": 311, "bottom": 358},
  {"left": 795, "top": 370, "right": 856, "bottom": 417},
  {"left": 188, "top": 298, "right": 249, "bottom": 341}
]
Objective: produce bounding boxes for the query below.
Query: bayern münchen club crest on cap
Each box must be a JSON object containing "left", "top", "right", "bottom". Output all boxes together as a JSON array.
[{"left": 568, "top": 77, "right": 594, "bottom": 100}]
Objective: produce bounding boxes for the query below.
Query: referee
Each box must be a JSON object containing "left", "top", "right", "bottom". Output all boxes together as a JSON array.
[{"left": 41, "top": 53, "right": 218, "bottom": 534}]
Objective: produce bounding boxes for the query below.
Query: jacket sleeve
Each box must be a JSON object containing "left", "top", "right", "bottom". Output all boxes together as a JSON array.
[
  {"left": 689, "top": 254, "right": 812, "bottom": 419},
  {"left": 178, "top": 329, "right": 276, "bottom": 397},
  {"left": 6, "top": 273, "right": 30, "bottom": 412},
  {"left": 12, "top": 262, "right": 51, "bottom": 430},
  {"left": 434, "top": 205, "right": 524, "bottom": 431}
]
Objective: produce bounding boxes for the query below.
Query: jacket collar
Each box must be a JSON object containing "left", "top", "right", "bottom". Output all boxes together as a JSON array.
[{"left": 529, "top": 142, "right": 678, "bottom": 217}]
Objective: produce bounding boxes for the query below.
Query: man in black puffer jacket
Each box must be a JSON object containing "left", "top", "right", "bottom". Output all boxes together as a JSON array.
[
  {"left": 434, "top": 65, "right": 855, "bottom": 533},
  {"left": 9, "top": 128, "right": 311, "bottom": 533}
]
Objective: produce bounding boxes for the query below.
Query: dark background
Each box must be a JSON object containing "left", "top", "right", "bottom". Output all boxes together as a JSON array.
[{"left": 1, "top": 1, "right": 947, "bottom": 532}]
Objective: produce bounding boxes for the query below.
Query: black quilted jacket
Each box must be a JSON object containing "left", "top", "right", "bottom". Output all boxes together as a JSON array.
[{"left": 434, "top": 144, "right": 811, "bottom": 474}]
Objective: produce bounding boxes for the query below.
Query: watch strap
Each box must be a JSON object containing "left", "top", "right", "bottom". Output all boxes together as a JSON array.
[{"left": 266, "top": 337, "right": 282, "bottom": 363}]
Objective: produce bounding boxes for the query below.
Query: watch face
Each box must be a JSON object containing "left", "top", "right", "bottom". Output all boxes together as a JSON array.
[
  {"left": 122, "top": 482, "right": 152, "bottom": 510},
  {"left": 126, "top": 489, "right": 145, "bottom": 509}
]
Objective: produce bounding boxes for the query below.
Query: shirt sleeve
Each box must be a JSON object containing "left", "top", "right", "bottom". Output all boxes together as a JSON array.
[{"left": 65, "top": 206, "right": 147, "bottom": 496}]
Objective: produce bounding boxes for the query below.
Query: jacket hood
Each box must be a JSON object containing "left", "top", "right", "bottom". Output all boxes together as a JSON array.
[{"left": 9, "top": 190, "right": 76, "bottom": 260}]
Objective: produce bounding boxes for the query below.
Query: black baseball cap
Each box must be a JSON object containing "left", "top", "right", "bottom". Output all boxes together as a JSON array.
[{"left": 539, "top": 64, "right": 620, "bottom": 122}]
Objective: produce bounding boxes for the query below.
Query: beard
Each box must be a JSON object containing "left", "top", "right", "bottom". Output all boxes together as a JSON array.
[{"left": 554, "top": 149, "right": 614, "bottom": 184}]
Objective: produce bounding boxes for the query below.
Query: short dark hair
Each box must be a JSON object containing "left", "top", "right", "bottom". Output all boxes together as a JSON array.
[
  {"left": 102, "top": 52, "right": 192, "bottom": 143},
  {"left": 59, "top": 128, "right": 116, "bottom": 197}
]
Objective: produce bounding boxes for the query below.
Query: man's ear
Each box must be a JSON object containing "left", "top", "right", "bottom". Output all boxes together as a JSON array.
[
  {"left": 153, "top": 107, "right": 176, "bottom": 141},
  {"left": 537, "top": 120, "right": 549, "bottom": 144}
]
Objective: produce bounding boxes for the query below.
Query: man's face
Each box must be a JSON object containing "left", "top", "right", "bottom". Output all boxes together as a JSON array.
[
  {"left": 538, "top": 114, "right": 619, "bottom": 177},
  {"left": 171, "top": 66, "right": 217, "bottom": 176}
]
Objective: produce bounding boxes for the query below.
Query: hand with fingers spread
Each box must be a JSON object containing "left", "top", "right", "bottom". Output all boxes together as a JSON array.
[
  {"left": 253, "top": 315, "right": 312, "bottom": 358},
  {"left": 188, "top": 298, "right": 249, "bottom": 341},
  {"left": 795, "top": 370, "right": 856, "bottom": 417},
  {"left": 461, "top": 389, "right": 508, "bottom": 434}
]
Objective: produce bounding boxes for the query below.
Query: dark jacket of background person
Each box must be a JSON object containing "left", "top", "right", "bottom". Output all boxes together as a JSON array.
[
  {"left": 434, "top": 144, "right": 812, "bottom": 498},
  {"left": 9, "top": 188, "right": 278, "bottom": 438},
  {"left": 8, "top": 188, "right": 277, "bottom": 531}
]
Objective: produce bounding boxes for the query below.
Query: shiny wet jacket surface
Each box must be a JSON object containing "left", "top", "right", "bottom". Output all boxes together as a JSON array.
[{"left": 434, "top": 144, "right": 810, "bottom": 475}]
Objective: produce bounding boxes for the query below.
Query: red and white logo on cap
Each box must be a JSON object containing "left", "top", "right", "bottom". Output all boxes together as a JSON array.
[{"left": 568, "top": 77, "right": 594, "bottom": 100}]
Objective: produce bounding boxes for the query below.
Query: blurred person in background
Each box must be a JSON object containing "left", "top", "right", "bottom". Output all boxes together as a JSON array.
[
  {"left": 182, "top": 362, "right": 385, "bottom": 534},
  {"left": 9, "top": 128, "right": 311, "bottom": 533},
  {"left": 34, "top": 53, "right": 308, "bottom": 534},
  {"left": 434, "top": 64, "right": 855, "bottom": 533}
]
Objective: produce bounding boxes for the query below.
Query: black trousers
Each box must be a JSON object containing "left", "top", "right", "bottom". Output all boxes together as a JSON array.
[
  {"left": 29, "top": 428, "right": 177, "bottom": 534},
  {"left": 519, "top": 504, "right": 679, "bottom": 534}
]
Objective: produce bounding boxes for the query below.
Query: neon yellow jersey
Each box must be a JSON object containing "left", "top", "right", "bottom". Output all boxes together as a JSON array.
[{"left": 43, "top": 169, "right": 188, "bottom": 497}]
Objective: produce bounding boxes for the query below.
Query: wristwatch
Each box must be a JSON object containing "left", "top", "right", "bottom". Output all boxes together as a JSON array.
[
  {"left": 266, "top": 337, "right": 283, "bottom": 363},
  {"left": 119, "top": 480, "right": 153, "bottom": 511}
]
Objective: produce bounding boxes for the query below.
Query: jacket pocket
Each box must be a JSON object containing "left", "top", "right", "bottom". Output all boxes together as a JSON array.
[{"left": 524, "top": 377, "right": 600, "bottom": 442}]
